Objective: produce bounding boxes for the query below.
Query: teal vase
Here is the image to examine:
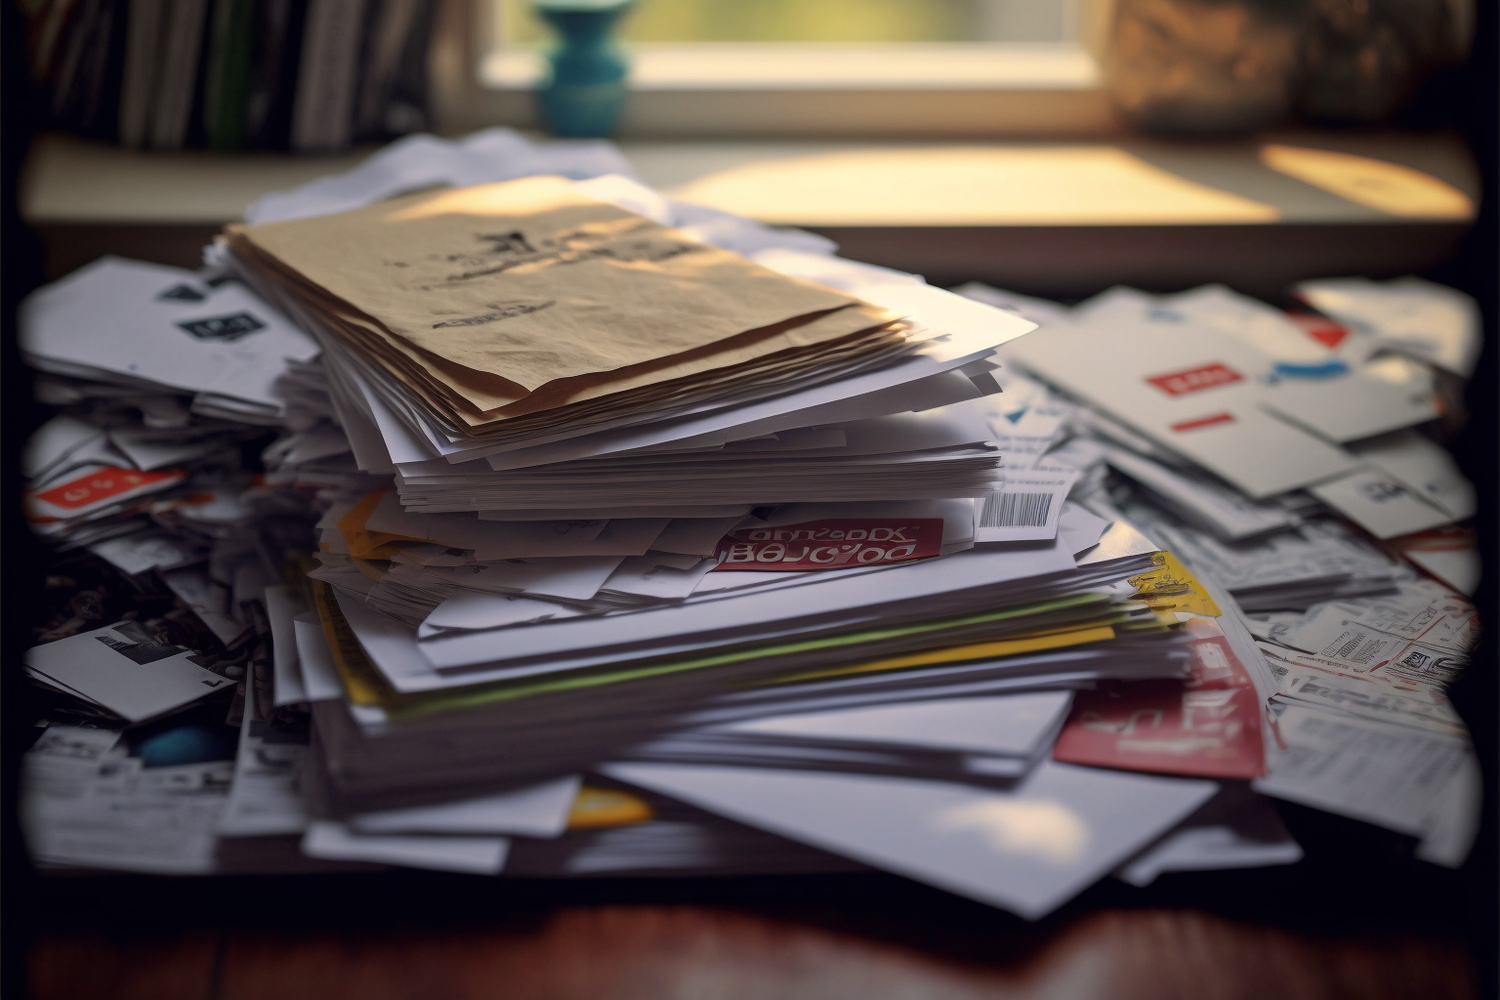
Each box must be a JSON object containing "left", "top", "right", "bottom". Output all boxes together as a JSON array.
[{"left": 534, "top": 0, "right": 634, "bottom": 138}]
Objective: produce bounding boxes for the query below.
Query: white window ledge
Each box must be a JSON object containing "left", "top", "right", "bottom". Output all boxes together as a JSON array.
[
  {"left": 427, "top": 0, "right": 1117, "bottom": 137},
  {"left": 481, "top": 43, "right": 1102, "bottom": 92}
]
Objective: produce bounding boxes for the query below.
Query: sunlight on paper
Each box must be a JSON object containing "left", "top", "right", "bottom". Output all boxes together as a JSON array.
[
  {"left": 1362, "top": 354, "right": 1434, "bottom": 389},
  {"left": 383, "top": 175, "right": 587, "bottom": 221},
  {"left": 935, "top": 798, "right": 1089, "bottom": 864}
]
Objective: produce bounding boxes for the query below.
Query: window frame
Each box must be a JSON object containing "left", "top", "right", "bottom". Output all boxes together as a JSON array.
[{"left": 429, "top": 0, "right": 1124, "bottom": 138}]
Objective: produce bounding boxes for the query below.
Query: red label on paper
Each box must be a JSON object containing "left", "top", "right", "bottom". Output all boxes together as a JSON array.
[
  {"left": 713, "top": 518, "right": 944, "bottom": 572},
  {"left": 1391, "top": 524, "right": 1477, "bottom": 554},
  {"left": 1169, "top": 412, "right": 1236, "bottom": 433},
  {"left": 31, "top": 467, "right": 181, "bottom": 511},
  {"left": 1286, "top": 312, "right": 1350, "bottom": 350},
  {"left": 1146, "top": 363, "right": 1244, "bottom": 396},
  {"left": 1052, "top": 621, "right": 1266, "bottom": 779}
]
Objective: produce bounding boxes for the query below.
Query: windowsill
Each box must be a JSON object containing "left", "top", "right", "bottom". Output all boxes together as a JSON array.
[
  {"left": 23, "top": 129, "right": 1476, "bottom": 227},
  {"left": 444, "top": 42, "right": 1119, "bottom": 138},
  {"left": 481, "top": 43, "right": 1102, "bottom": 91},
  {"left": 19, "top": 129, "right": 1479, "bottom": 295}
]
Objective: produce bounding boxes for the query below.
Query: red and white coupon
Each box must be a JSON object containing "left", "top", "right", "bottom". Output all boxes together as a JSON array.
[
  {"left": 712, "top": 518, "right": 944, "bottom": 572},
  {"left": 1145, "top": 362, "right": 1245, "bottom": 397},
  {"left": 25, "top": 464, "right": 186, "bottom": 523},
  {"left": 1052, "top": 618, "right": 1266, "bottom": 779}
]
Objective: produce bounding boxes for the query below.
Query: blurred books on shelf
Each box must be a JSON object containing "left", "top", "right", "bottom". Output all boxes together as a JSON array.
[{"left": 22, "top": 0, "right": 433, "bottom": 152}]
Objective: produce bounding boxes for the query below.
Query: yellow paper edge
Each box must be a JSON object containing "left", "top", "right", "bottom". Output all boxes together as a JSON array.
[{"left": 766, "top": 623, "right": 1119, "bottom": 685}]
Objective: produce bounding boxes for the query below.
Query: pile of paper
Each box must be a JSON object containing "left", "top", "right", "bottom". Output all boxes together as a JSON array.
[
  {"left": 220, "top": 170, "right": 1023, "bottom": 517},
  {"left": 1246, "top": 580, "right": 1482, "bottom": 866},
  {"left": 960, "top": 279, "right": 1483, "bottom": 866},
  {"left": 17, "top": 128, "right": 1483, "bottom": 915},
  {"left": 968, "top": 281, "right": 1479, "bottom": 595},
  {"left": 19, "top": 256, "right": 339, "bottom": 733},
  {"left": 21, "top": 257, "right": 324, "bottom": 551}
]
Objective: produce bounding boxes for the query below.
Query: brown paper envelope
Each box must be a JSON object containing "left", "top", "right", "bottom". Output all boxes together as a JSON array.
[
  {"left": 235, "top": 175, "right": 860, "bottom": 392},
  {"left": 231, "top": 233, "right": 909, "bottom": 434}
]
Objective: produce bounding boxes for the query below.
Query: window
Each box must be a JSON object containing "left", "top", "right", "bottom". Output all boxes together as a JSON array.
[
  {"left": 497, "top": 0, "right": 1083, "bottom": 45},
  {"left": 429, "top": 0, "right": 1118, "bottom": 138}
]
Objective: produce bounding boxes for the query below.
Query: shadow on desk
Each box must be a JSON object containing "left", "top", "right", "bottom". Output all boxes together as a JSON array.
[{"left": 22, "top": 806, "right": 1482, "bottom": 1000}]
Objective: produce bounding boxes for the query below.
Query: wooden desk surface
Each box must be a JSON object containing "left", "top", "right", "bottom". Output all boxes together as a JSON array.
[
  {"left": 22, "top": 839, "right": 1483, "bottom": 1000},
  {"left": 30, "top": 904, "right": 1475, "bottom": 1000}
]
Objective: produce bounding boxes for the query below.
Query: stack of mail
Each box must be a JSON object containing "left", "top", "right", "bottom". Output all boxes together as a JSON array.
[
  {"left": 298, "top": 511, "right": 1176, "bottom": 800},
  {"left": 16, "top": 128, "right": 1482, "bottom": 916},
  {"left": 218, "top": 173, "right": 1021, "bottom": 517}
]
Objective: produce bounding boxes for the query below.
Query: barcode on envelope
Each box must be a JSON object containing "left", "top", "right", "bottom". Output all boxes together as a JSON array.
[{"left": 980, "top": 491, "right": 1054, "bottom": 528}]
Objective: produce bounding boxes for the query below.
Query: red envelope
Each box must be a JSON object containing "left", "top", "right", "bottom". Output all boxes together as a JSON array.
[
  {"left": 26, "top": 465, "right": 186, "bottom": 523},
  {"left": 1052, "top": 619, "right": 1266, "bottom": 779}
]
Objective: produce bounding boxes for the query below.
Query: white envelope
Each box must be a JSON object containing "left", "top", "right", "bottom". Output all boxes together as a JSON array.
[
  {"left": 89, "top": 531, "right": 206, "bottom": 577},
  {"left": 954, "top": 282, "right": 1073, "bottom": 326},
  {"left": 1350, "top": 430, "right": 1475, "bottom": 519},
  {"left": 419, "top": 556, "right": 626, "bottom": 602},
  {"left": 1310, "top": 468, "right": 1455, "bottom": 540},
  {"left": 1115, "top": 785, "right": 1301, "bottom": 886},
  {"left": 349, "top": 776, "right": 581, "bottom": 837},
  {"left": 1152, "top": 407, "right": 1358, "bottom": 500},
  {"left": 1296, "top": 276, "right": 1481, "bottom": 378},
  {"left": 301, "top": 821, "right": 509, "bottom": 874},
  {"left": 1401, "top": 544, "right": 1480, "bottom": 597},
  {"left": 22, "top": 414, "right": 104, "bottom": 480},
  {"left": 107, "top": 426, "right": 224, "bottom": 471},
  {"left": 718, "top": 690, "right": 1074, "bottom": 758},
  {"left": 469, "top": 517, "right": 669, "bottom": 561},
  {"left": 604, "top": 760, "right": 1216, "bottom": 919},
  {"left": 292, "top": 614, "right": 346, "bottom": 702},
  {"left": 1004, "top": 317, "right": 1358, "bottom": 498},
  {"left": 21, "top": 257, "right": 319, "bottom": 411},
  {"left": 1058, "top": 503, "right": 1111, "bottom": 556},
  {"left": 600, "top": 555, "right": 718, "bottom": 600},
  {"left": 24, "top": 622, "right": 233, "bottom": 723},
  {"left": 264, "top": 585, "right": 309, "bottom": 706},
  {"left": 651, "top": 516, "right": 752, "bottom": 557},
  {"left": 422, "top": 593, "right": 585, "bottom": 633},
  {"left": 1259, "top": 358, "right": 1439, "bottom": 444},
  {"left": 1102, "top": 445, "right": 1296, "bottom": 541}
]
